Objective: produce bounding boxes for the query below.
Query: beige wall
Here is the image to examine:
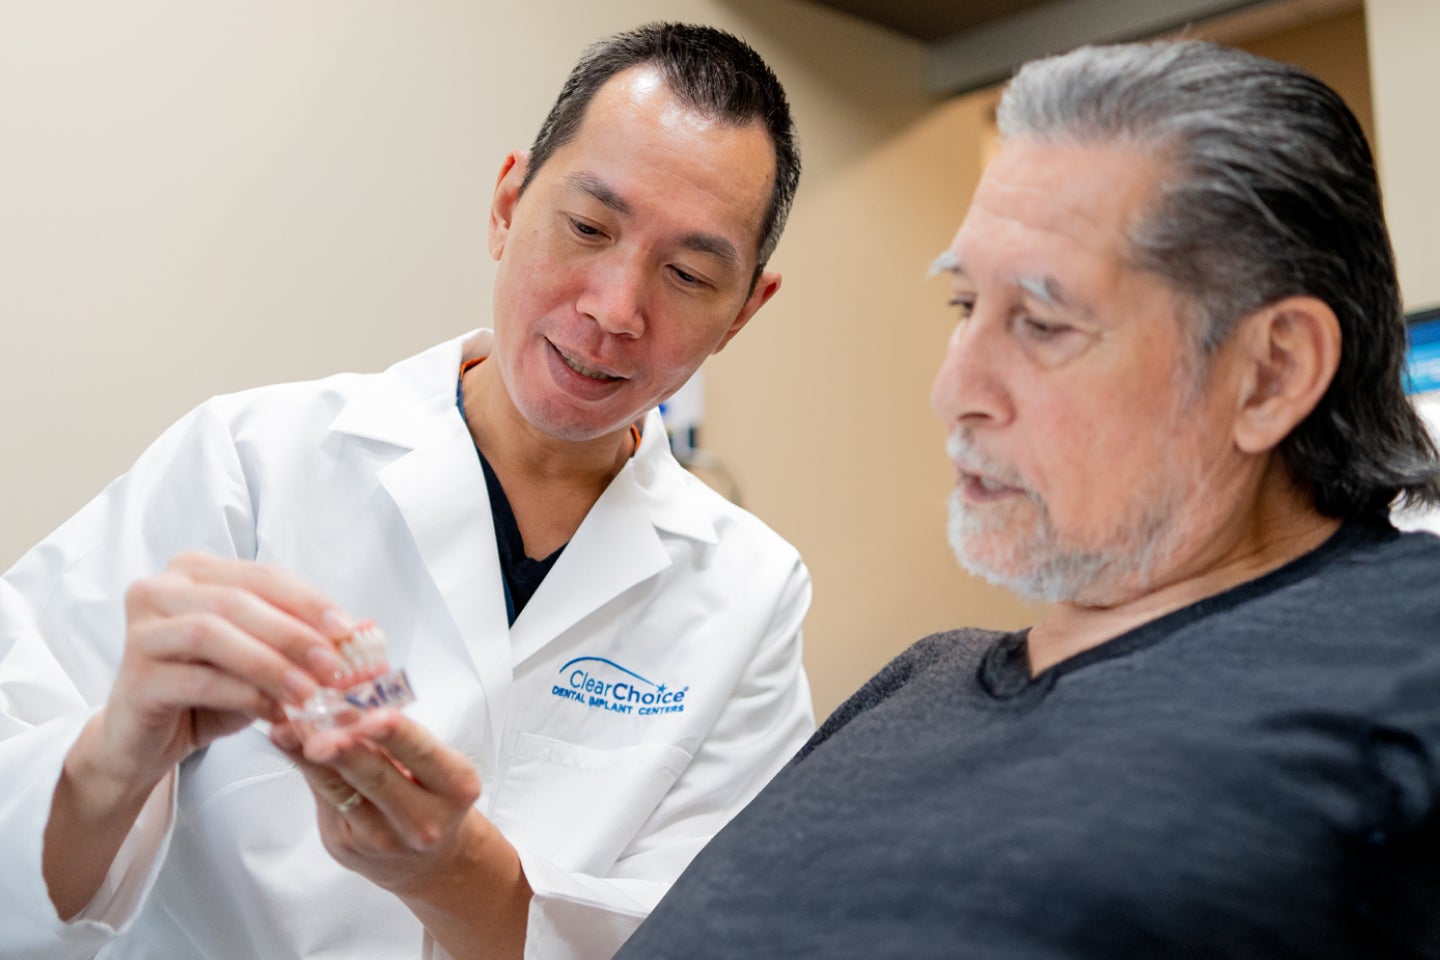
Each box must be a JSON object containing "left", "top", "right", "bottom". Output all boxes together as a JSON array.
[
  {"left": 1235, "top": 7, "right": 1374, "bottom": 142},
  {"left": 0, "top": 0, "right": 1032, "bottom": 718},
  {"left": 1366, "top": 0, "right": 1440, "bottom": 310},
  {"left": 700, "top": 6, "right": 1036, "bottom": 716}
]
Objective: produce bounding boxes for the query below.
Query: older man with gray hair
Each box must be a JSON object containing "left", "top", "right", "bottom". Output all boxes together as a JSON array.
[{"left": 616, "top": 39, "right": 1440, "bottom": 959}]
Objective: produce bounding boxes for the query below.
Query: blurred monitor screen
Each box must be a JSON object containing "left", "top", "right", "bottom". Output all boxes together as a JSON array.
[{"left": 1405, "top": 306, "right": 1440, "bottom": 397}]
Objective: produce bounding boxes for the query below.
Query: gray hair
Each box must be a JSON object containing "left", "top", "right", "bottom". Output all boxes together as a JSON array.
[{"left": 997, "top": 40, "right": 1440, "bottom": 518}]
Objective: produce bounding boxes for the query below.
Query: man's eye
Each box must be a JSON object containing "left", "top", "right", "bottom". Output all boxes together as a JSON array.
[
  {"left": 1021, "top": 316, "right": 1070, "bottom": 340},
  {"left": 949, "top": 297, "right": 976, "bottom": 319}
]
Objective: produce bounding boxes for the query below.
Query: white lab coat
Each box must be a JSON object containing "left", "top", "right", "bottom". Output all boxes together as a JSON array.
[{"left": 0, "top": 332, "right": 814, "bottom": 959}]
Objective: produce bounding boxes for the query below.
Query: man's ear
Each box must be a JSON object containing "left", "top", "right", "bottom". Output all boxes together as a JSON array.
[
  {"left": 489, "top": 151, "right": 529, "bottom": 261},
  {"left": 713, "top": 270, "right": 782, "bottom": 354},
  {"left": 1231, "top": 296, "right": 1341, "bottom": 454}
]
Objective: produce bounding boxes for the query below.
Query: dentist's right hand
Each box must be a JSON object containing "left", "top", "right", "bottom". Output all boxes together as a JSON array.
[{"left": 42, "top": 552, "right": 349, "bottom": 920}]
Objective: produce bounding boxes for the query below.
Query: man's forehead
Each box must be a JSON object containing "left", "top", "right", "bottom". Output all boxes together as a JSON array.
[
  {"left": 930, "top": 142, "right": 1169, "bottom": 297},
  {"left": 974, "top": 138, "right": 1163, "bottom": 245}
]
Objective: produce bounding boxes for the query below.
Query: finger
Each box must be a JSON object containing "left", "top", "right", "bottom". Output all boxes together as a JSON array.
[
  {"left": 343, "top": 712, "right": 481, "bottom": 803},
  {"left": 268, "top": 713, "right": 332, "bottom": 752},
  {"left": 268, "top": 716, "right": 303, "bottom": 753},
  {"left": 131, "top": 612, "right": 321, "bottom": 708},
  {"left": 136, "top": 660, "right": 279, "bottom": 720},
  {"left": 302, "top": 726, "right": 402, "bottom": 794},
  {"left": 185, "top": 583, "right": 343, "bottom": 685},
  {"left": 292, "top": 739, "right": 403, "bottom": 847},
  {"left": 282, "top": 730, "right": 388, "bottom": 824},
  {"left": 129, "top": 575, "right": 343, "bottom": 687},
  {"left": 302, "top": 725, "right": 453, "bottom": 849},
  {"left": 169, "top": 550, "right": 357, "bottom": 643},
  {"left": 288, "top": 734, "right": 372, "bottom": 807}
]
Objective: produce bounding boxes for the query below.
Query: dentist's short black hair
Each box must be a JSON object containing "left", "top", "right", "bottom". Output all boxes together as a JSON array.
[{"left": 520, "top": 22, "right": 800, "bottom": 279}]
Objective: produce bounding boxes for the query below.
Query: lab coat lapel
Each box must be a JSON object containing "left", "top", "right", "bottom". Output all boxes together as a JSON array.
[
  {"left": 378, "top": 434, "right": 514, "bottom": 752},
  {"left": 508, "top": 460, "right": 672, "bottom": 669},
  {"left": 331, "top": 336, "right": 515, "bottom": 754}
]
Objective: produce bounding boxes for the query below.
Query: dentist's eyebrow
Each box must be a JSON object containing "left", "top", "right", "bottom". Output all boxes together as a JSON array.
[
  {"left": 679, "top": 232, "right": 742, "bottom": 271},
  {"left": 567, "top": 172, "right": 631, "bottom": 215},
  {"left": 567, "top": 171, "right": 742, "bottom": 272}
]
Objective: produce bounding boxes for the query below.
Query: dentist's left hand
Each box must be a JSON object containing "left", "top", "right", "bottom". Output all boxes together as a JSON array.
[{"left": 271, "top": 712, "right": 531, "bottom": 960}]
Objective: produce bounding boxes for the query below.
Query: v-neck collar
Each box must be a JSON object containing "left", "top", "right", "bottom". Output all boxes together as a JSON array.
[{"left": 976, "top": 516, "right": 1396, "bottom": 702}]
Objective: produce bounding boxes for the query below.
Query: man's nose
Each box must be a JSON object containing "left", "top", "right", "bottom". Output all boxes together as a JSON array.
[
  {"left": 930, "top": 314, "right": 1013, "bottom": 428},
  {"left": 576, "top": 256, "right": 647, "bottom": 338}
]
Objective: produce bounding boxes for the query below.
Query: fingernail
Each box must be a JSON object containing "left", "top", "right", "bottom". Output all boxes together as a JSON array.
[
  {"left": 306, "top": 645, "right": 344, "bottom": 681},
  {"left": 282, "top": 668, "right": 317, "bottom": 705},
  {"left": 322, "top": 609, "right": 355, "bottom": 639}
]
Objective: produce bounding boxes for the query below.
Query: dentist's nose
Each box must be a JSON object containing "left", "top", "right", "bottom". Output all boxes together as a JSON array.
[{"left": 576, "top": 256, "right": 646, "bottom": 339}]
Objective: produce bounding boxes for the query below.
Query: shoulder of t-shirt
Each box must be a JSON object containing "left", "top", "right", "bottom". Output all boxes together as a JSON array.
[{"left": 792, "top": 628, "right": 1002, "bottom": 763}]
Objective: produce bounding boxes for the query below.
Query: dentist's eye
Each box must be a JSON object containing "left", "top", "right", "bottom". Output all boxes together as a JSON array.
[
  {"left": 568, "top": 217, "right": 605, "bottom": 239},
  {"left": 668, "top": 265, "right": 712, "bottom": 290}
]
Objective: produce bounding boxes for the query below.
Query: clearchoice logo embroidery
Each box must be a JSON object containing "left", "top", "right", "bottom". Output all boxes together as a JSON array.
[{"left": 551, "top": 657, "right": 689, "bottom": 717}]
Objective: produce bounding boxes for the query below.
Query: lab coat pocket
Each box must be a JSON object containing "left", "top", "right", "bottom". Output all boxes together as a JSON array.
[{"left": 491, "top": 733, "right": 691, "bottom": 876}]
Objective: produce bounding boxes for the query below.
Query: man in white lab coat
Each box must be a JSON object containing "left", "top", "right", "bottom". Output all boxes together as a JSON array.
[{"left": 0, "top": 22, "right": 812, "bottom": 960}]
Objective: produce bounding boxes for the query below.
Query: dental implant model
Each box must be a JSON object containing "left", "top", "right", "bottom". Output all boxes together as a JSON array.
[{"left": 285, "top": 620, "right": 416, "bottom": 738}]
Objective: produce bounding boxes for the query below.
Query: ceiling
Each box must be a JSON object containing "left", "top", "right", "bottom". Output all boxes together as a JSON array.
[
  {"left": 800, "top": 0, "right": 1355, "bottom": 93},
  {"left": 802, "top": 0, "right": 1058, "bottom": 42}
]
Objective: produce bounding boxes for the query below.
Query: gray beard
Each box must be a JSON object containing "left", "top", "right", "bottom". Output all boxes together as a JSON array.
[{"left": 945, "top": 478, "right": 1184, "bottom": 607}]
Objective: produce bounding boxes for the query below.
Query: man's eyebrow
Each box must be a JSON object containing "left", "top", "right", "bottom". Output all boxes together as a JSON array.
[
  {"left": 927, "top": 249, "right": 960, "bottom": 278},
  {"left": 1013, "top": 273, "right": 1087, "bottom": 317},
  {"left": 566, "top": 172, "right": 631, "bottom": 215},
  {"left": 928, "top": 254, "right": 1092, "bottom": 319}
]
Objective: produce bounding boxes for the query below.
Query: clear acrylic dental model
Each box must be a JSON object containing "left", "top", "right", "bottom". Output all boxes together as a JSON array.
[{"left": 285, "top": 620, "right": 416, "bottom": 738}]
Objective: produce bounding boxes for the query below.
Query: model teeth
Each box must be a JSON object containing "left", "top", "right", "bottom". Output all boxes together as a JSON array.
[
  {"left": 561, "top": 353, "right": 614, "bottom": 381},
  {"left": 977, "top": 476, "right": 1005, "bottom": 493},
  {"left": 340, "top": 620, "right": 389, "bottom": 674}
]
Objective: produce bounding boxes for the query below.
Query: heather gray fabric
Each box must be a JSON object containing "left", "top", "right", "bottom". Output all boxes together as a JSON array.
[{"left": 619, "top": 518, "right": 1440, "bottom": 959}]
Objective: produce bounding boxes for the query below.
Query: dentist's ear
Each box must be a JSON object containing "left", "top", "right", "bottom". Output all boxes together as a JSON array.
[
  {"left": 712, "top": 271, "right": 781, "bottom": 354},
  {"left": 489, "top": 151, "right": 529, "bottom": 261},
  {"left": 1229, "top": 296, "right": 1341, "bottom": 455}
]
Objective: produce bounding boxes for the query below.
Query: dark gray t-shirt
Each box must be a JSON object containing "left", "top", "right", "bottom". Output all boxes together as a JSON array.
[{"left": 619, "top": 518, "right": 1440, "bottom": 958}]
